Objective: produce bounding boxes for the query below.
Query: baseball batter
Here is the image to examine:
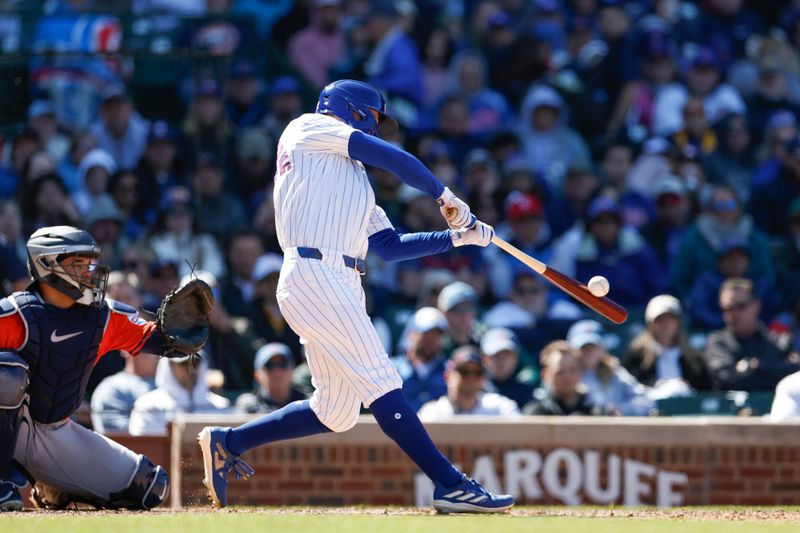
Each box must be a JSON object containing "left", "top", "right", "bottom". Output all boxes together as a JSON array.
[
  {"left": 0, "top": 226, "right": 208, "bottom": 511},
  {"left": 199, "top": 79, "right": 514, "bottom": 513}
]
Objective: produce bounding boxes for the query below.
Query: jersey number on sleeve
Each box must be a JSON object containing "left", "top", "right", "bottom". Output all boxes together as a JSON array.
[{"left": 278, "top": 143, "right": 292, "bottom": 175}]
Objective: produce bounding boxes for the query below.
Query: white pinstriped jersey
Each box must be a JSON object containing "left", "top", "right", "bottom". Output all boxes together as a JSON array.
[
  {"left": 272, "top": 112, "right": 403, "bottom": 428},
  {"left": 274, "top": 113, "right": 393, "bottom": 259}
]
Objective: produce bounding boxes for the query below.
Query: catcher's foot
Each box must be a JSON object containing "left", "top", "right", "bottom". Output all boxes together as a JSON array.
[
  {"left": 0, "top": 469, "right": 28, "bottom": 512},
  {"left": 198, "top": 426, "right": 255, "bottom": 508},
  {"left": 433, "top": 475, "right": 514, "bottom": 514}
]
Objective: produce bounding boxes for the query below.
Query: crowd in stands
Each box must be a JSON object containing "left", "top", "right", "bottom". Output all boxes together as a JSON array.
[{"left": 4, "top": 0, "right": 800, "bottom": 432}]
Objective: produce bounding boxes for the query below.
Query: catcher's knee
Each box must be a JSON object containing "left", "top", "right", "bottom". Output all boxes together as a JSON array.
[
  {"left": 0, "top": 352, "right": 28, "bottom": 409},
  {"left": 108, "top": 455, "right": 169, "bottom": 510}
]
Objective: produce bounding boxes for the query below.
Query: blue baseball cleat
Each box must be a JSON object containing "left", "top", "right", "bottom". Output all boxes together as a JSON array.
[
  {"left": 433, "top": 475, "right": 514, "bottom": 514},
  {"left": 0, "top": 468, "right": 29, "bottom": 512},
  {"left": 197, "top": 426, "right": 255, "bottom": 508}
]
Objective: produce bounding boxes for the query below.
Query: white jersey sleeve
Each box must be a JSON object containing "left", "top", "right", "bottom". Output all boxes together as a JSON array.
[
  {"left": 367, "top": 205, "right": 394, "bottom": 236},
  {"left": 293, "top": 113, "right": 354, "bottom": 156}
]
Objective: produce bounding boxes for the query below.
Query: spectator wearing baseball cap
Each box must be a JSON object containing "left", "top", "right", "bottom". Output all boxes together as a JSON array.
[
  {"left": 575, "top": 195, "right": 666, "bottom": 307},
  {"left": 490, "top": 192, "right": 553, "bottom": 298},
  {"left": 751, "top": 134, "right": 800, "bottom": 239},
  {"left": 225, "top": 59, "right": 267, "bottom": 128},
  {"left": 639, "top": 175, "right": 691, "bottom": 274},
  {"left": 83, "top": 193, "right": 128, "bottom": 270},
  {"left": 437, "top": 281, "right": 484, "bottom": 352},
  {"left": 748, "top": 53, "right": 800, "bottom": 147},
  {"left": 624, "top": 295, "right": 711, "bottom": 399},
  {"left": 191, "top": 151, "right": 247, "bottom": 243},
  {"left": 248, "top": 254, "right": 302, "bottom": 365},
  {"left": 671, "top": 184, "right": 774, "bottom": 301},
  {"left": 523, "top": 341, "right": 611, "bottom": 416},
  {"left": 147, "top": 185, "right": 225, "bottom": 280},
  {"left": 568, "top": 320, "right": 654, "bottom": 416},
  {"left": 234, "top": 128, "right": 274, "bottom": 201},
  {"left": 480, "top": 328, "right": 538, "bottom": 409},
  {"left": 90, "top": 84, "right": 150, "bottom": 171},
  {"left": 235, "top": 343, "right": 308, "bottom": 414},
  {"left": 183, "top": 77, "right": 233, "bottom": 169},
  {"left": 703, "top": 113, "right": 755, "bottom": 204},
  {"left": 483, "top": 262, "right": 582, "bottom": 361},
  {"left": 652, "top": 47, "right": 746, "bottom": 137},
  {"left": 27, "top": 99, "right": 70, "bottom": 166},
  {"left": 417, "top": 345, "right": 519, "bottom": 420},
  {"left": 137, "top": 120, "right": 182, "bottom": 211},
  {"left": 262, "top": 75, "right": 303, "bottom": 142},
  {"left": 391, "top": 307, "right": 450, "bottom": 412},
  {"left": 687, "top": 235, "right": 774, "bottom": 330}
]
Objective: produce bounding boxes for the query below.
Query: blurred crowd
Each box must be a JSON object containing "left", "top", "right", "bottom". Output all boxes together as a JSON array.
[{"left": 3, "top": 0, "right": 800, "bottom": 432}]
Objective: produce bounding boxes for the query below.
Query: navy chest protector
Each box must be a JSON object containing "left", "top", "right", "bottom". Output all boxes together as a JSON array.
[{"left": 12, "top": 292, "right": 109, "bottom": 424}]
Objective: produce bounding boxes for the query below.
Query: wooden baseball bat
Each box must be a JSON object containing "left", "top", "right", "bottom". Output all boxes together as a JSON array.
[{"left": 492, "top": 235, "right": 628, "bottom": 324}]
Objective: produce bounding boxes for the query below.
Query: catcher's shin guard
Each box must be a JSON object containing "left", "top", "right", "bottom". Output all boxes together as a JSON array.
[
  {"left": 107, "top": 455, "right": 169, "bottom": 510},
  {"left": 0, "top": 352, "right": 28, "bottom": 477}
]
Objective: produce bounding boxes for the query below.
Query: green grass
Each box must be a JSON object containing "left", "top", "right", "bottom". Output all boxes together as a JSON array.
[{"left": 4, "top": 510, "right": 798, "bottom": 533}]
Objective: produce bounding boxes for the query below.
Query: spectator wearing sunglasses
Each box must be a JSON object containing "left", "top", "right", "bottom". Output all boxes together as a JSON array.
[
  {"left": 236, "top": 343, "right": 308, "bottom": 414},
  {"left": 687, "top": 238, "right": 774, "bottom": 329},
  {"left": 670, "top": 184, "right": 773, "bottom": 301},
  {"left": 417, "top": 346, "right": 519, "bottom": 421},
  {"left": 703, "top": 278, "right": 800, "bottom": 392},
  {"left": 483, "top": 269, "right": 579, "bottom": 358}
]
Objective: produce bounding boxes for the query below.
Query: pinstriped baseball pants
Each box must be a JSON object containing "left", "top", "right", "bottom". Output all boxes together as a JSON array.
[{"left": 277, "top": 250, "right": 402, "bottom": 432}]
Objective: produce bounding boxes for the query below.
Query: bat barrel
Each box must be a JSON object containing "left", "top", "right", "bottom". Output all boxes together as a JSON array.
[{"left": 542, "top": 268, "right": 628, "bottom": 324}]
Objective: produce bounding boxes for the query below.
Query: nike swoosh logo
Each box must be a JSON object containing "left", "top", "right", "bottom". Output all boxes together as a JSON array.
[{"left": 50, "top": 330, "right": 82, "bottom": 343}]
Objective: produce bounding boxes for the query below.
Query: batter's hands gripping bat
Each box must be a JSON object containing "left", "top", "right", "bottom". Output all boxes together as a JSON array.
[{"left": 491, "top": 235, "right": 628, "bottom": 324}]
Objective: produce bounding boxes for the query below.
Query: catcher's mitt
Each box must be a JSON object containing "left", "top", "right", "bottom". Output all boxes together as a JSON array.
[{"left": 156, "top": 278, "right": 214, "bottom": 358}]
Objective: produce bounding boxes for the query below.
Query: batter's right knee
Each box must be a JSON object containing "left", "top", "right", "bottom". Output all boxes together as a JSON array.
[{"left": 0, "top": 352, "right": 28, "bottom": 409}]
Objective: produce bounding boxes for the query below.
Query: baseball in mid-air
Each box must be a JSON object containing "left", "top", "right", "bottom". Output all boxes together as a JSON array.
[{"left": 587, "top": 276, "right": 610, "bottom": 297}]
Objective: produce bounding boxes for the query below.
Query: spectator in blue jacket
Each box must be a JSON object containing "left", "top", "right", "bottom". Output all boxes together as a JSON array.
[
  {"left": 574, "top": 195, "right": 666, "bottom": 308},
  {"left": 363, "top": 3, "right": 423, "bottom": 127},
  {"left": 480, "top": 327, "right": 537, "bottom": 409},
  {"left": 391, "top": 307, "right": 449, "bottom": 412},
  {"left": 750, "top": 135, "right": 800, "bottom": 239},
  {"left": 671, "top": 184, "right": 774, "bottom": 300},
  {"left": 688, "top": 238, "right": 773, "bottom": 329}
]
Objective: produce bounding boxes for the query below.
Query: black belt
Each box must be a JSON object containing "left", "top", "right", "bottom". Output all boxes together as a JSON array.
[{"left": 296, "top": 247, "right": 366, "bottom": 275}]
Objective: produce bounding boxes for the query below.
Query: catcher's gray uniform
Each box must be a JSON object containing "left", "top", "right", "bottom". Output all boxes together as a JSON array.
[
  {"left": 0, "top": 291, "right": 168, "bottom": 510},
  {"left": 13, "top": 403, "right": 148, "bottom": 504}
]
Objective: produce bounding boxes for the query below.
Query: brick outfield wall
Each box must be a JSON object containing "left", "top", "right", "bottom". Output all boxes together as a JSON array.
[{"left": 167, "top": 415, "right": 800, "bottom": 508}]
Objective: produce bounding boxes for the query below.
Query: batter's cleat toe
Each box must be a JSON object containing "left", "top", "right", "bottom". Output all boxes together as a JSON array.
[
  {"left": 433, "top": 475, "right": 514, "bottom": 514},
  {"left": 0, "top": 483, "right": 22, "bottom": 512},
  {"left": 198, "top": 426, "right": 255, "bottom": 509}
]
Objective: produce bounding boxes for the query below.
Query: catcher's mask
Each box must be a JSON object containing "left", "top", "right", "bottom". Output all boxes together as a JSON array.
[
  {"left": 316, "top": 79, "right": 398, "bottom": 138},
  {"left": 26, "top": 225, "right": 110, "bottom": 307}
]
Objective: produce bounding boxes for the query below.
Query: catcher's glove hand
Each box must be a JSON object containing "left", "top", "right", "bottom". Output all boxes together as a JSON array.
[{"left": 156, "top": 278, "right": 214, "bottom": 359}]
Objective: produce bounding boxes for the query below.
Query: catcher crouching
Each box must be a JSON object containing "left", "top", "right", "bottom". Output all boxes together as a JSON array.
[{"left": 0, "top": 225, "right": 214, "bottom": 511}]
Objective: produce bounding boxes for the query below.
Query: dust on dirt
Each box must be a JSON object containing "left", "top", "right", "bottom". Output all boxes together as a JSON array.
[{"left": 7, "top": 506, "right": 800, "bottom": 521}]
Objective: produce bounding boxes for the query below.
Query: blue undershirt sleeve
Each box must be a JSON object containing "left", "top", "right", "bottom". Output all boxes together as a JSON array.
[
  {"left": 368, "top": 228, "right": 453, "bottom": 262},
  {"left": 348, "top": 130, "right": 444, "bottom": 199}
]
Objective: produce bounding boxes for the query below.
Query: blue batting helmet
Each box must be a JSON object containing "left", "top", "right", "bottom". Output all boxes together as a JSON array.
[{"left": 316, "top": 79, "right": 398, "bottom": 137}]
